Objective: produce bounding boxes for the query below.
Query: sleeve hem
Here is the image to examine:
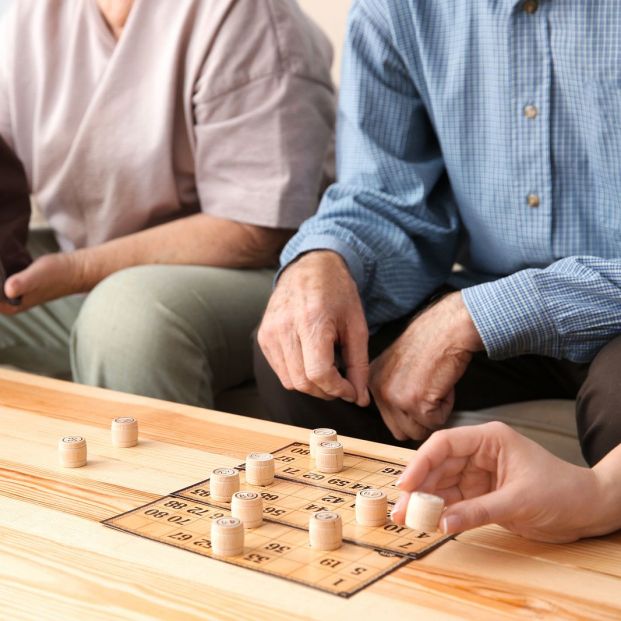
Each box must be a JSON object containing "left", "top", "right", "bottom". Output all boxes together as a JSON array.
[
  {"left": 278, "top": 234, "right": 366, "bottom": 290},
  {"left": 462, "top": 270, "right": 562, "bottom": 360},
  {"left": 197, "top": 186, "right": 320, "bottom": 230}
]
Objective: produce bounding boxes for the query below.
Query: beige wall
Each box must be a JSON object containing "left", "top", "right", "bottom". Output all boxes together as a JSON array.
[{"left": 298, "top": 0, "right": 352, "bottom": 82}]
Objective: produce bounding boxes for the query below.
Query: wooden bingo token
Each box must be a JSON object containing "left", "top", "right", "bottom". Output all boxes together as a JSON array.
[
  {"left": 315, "top": 441, "right": 344, "bottom": 473},
  {"left": 111, "top": 416, "right": 138, "bottom": 448},
  {"left": 245, "top": 452, "right": 275, "bottom": 486},
  {"left": 58, "top": 436, "right": 87, "bottom": 468},
  {"left": 355, "top": 488, "right": 388, "bottom": 527},
  {"left": 405, "top": 492, "right": 445, "bottom": 532},
  {"left": 231, "top": 491, "right": 264, "bottom": 529},
  {"left": 210, "top": 468, "right": 240, "bottom": 502},
  {"left": 309, "top": 428, "right": 337, "bottom": 459},
  {"left": 309, "top": 511, "right": 343, "bottom": 551},
  {"left": 211, "top": 516, "right": 244, "bottom": 557}
]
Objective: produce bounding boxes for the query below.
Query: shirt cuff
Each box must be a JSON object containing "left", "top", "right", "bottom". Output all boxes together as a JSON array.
[
  {"left": 277, "top": 234, "right": 366, "bottom": 290},
  {"left": 461, "top": 269, "right": 562, "bottom": 360}
]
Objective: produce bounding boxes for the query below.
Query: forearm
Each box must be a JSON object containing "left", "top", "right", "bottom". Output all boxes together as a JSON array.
[
  {"left": 277, "top": 2, "right": 459, "bottom": 330},
  {"left": 76, "top": 213, "right": 290, "bottom": 291},
  {"left": 589, "top": 444, "right": 621, "bottom": 537}
]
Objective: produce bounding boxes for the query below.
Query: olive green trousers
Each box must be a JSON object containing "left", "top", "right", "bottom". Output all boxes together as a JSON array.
[{"left": 0, "top": 230, "right": 274, "bottom": 408}]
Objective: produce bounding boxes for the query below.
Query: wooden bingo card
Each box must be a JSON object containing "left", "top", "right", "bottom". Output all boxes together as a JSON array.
[
  {"left": 104, "top": 496, "right": 407, "bottom": 597},
  {"left": 104, "top": 441, "right": 452, "bottom": 597},
  {"left": 175, "top": 445, "right": 450, "bottom": 559}
]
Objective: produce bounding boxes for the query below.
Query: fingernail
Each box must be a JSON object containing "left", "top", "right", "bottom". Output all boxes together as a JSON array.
[
  {"left": 342, "top": 396, "right": 355, "bottom": 403},
  {"left": 390, "top": 494, "right": 408, "bottom": 519},
  {"left": 395, "top": 477, "right": 403, "bottom": 487},
  {"left": 441, "top": 515, "right": 462, "bottom": 534}
]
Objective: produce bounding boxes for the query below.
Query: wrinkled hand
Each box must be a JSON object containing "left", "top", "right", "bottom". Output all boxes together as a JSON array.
[
  {"left": 0, "top": 251, "right": 86, "bottom": 314},
  {"left": 391, "top": 422, "right": 601, "bottom": 543},
  {"left": 369, "top": 292, "right": 483, "bottom": 441},
  {"left": 258, "top": 250, "right": 370, "bottom": 406}
]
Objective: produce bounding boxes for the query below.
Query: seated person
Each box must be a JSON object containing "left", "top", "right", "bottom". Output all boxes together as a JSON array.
[
  {"left": 255, "top": 1, "right": 621, "bottom": 473},
  {"left": 0, "top": 0, "right": 334, "bottom": 407}
]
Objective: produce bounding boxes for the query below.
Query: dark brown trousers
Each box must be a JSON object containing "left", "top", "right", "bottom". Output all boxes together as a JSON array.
[{"left": 253, "top": 311, "right": 621, "bottom": 467}]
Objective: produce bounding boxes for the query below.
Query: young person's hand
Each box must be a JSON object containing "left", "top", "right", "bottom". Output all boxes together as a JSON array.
[
  {"left": 391, "top": 422, "right": 621, "bottom": 543},
  {"left": 258, "top": 250, "right": 370, "bottom": 406},
  {"left": 369, "top": 292, "right": 483, "bottom": 440}
]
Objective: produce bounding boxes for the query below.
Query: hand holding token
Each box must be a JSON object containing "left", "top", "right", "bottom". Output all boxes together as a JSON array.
[{"left": 391, "top": 422, "right": 619, "bottom": 543}]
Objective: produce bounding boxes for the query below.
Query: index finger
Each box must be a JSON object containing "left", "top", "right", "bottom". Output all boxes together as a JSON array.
[
  {"left": 398, "top": 426, "right": 492, "bottom": 492},
  {"left": 300, "top": 327, "right": 357, "bottom": 402}
]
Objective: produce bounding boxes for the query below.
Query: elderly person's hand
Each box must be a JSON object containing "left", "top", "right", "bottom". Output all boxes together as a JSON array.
[
  {"left": 0, "top": 251, "right": 87, "bottom": 313},
  {"left": 369, "top": 292, "right": 483, "bottom": 440},
  {"left": 391, "top": 422, "right": 621, "bottom": 543},
  {"left": 258, "top": 250, "right": 370, "bottom": 406}
]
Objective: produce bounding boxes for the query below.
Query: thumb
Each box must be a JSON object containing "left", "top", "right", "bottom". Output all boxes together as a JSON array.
[
  {"left": 4, "top": 258, "right": 44, "bottom": 298},
  {"left": 5, "top": 260, "right": 40, "bottom": 298},
  {"left": 4, "top": 272, "right": 27, "bottom": 299},
  {"left": 440, "top": 489, "right": 515, "bottom": 534}
]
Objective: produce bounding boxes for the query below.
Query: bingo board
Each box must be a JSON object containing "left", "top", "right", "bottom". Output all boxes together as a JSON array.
[{"left": 103, "top": 442, "right": 451, "bottom": 598}]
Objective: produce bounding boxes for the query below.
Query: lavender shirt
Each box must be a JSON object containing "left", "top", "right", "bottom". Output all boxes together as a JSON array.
[{"left": 0, "top": 0, "right": 335, "bottom": 251}]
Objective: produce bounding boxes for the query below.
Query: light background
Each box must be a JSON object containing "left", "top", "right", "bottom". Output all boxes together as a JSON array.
[{"left": 298, "top": 0, "right": 351, "bottom": 81}]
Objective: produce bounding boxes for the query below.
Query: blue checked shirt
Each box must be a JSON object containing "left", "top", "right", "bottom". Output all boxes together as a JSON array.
[{"left": 281, "top": 0, "right": 621, "bottom": 363}]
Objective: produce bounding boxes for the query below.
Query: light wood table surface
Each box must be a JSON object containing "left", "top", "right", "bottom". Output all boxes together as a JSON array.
[{"left": 1, "top": 368, "right": 620, "bottom": 620}]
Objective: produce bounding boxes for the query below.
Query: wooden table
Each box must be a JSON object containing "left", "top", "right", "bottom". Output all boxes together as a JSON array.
[{"left": 1, "top": 369, "right": 620, "bottom": 620}]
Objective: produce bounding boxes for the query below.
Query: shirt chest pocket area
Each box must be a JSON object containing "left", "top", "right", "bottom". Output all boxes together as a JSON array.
[{"left": 588, "top": 82, "right": 621, "bottom": 232}]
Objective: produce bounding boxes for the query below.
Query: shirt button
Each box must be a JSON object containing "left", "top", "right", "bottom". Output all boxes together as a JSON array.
[
  {"left": 527, "top": 194, "right": 541, "bottom": 208},
  {"left": 524, "top": 104, "right": 538, "bottom": 119},
  {"left": 523, "top": 0, "right": 538, "bottom": 14}
]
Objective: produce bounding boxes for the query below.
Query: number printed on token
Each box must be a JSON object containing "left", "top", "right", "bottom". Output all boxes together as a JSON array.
[
  {"left": 235, "top": 491, "right": 259, "bottom": 500},
  {"left": 62, "top": 436, "right": 84, "bottom": 444},
  {"left": 314, "top": 428, "right": 335, "bottom": 436},
  {"left": 248, "top": 452, "right": 272, "bottom": 461},
  {"left": 316, "top": 511, "right": 338, "bottom": 521},
  {"left": 213, "top": 468, "right": 237, "bottom": 476}
]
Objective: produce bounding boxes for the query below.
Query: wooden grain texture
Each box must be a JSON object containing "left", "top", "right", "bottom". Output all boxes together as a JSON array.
[
  {"left": 0, "top": 459, "right": 157, "bottom": 521},
  {"left": 0, "top": 525, "right": 301, "bottom": 621},
  {"left": 458, "top": 524, "right": 621, "bottom": 579},
  {"left": 1, "top": 368, "right": 620, "bottom": 621}
]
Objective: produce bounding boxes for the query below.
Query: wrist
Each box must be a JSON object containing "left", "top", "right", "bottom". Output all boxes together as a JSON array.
[
  {"left": 279, "top": 250, "right": 351, "bottom": 285},
  {"left": 296, "top": 249, "right": 349, "bottom": 271},
  {"left": 70, "top": 248, "right": 101, "bottom": 292},
  {"left": 446, "top": 292, "right": 484, "bottom": 352},
  {"left": 587, "top": 449, "right": 621, "bottom": 537}
]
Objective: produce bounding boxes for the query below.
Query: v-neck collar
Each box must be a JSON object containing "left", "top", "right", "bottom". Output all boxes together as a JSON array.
[{"left": 86, "top": 0, "right": 138, "bottom": 56}]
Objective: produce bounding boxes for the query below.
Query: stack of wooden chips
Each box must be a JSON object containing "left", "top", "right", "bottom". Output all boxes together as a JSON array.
[
  {"left": 315, "top": 441, "right": 344, "bottom": 473},
  {"left": 245, "top": 452, "right": 275, "bottom": 486},
  {"left": 111, "top": 417, "right": 139, "bottom": 448},
  {"left": 58, "top": 436, "right": 87, "bottom": 468},
  {"left": 355, "top": 489, "right": 388, "bottom": 527},
  {"left": 211, "top": 516, "right": 244, "bottom": 557},
  {"left": 210, "top": 468, "right": 240, "bottom": 502},
  {"left": 309, "top": 428, "right": 337, "bottom": 459},
  {"left": 231, "top": 491, "right": 264, "bottom": 529},
  {"left": 405, "top": 492, "right": 445, "bottom": 532},
  {"left": 309, "top": 511, "right": 343, "bottom": 551}
]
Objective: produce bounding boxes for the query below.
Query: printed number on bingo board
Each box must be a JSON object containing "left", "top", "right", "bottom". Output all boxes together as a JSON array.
[{"left": 103, "top": 495, "right": 409, "bottom": 597}]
